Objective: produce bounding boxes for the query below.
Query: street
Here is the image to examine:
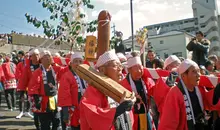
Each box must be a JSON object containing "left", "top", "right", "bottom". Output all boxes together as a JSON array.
[{"left": 0, "top": 94, "right": 35, "bottom": 130}]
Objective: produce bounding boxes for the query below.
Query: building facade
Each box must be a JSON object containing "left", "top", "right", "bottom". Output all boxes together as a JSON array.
[
  {"left": 123, "top": 31, "right": 194, "bottom": 60},
  {"left": 144, "top": 0, "right": 220, "bottom": 56}
]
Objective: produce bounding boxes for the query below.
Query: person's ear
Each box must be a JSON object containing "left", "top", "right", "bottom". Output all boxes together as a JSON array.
[
  {"left": 128, "top": 67, "right": 132, "bottom": 74},
  {"left": 181, "top": 73, "right": 187, "bottom": 79},
  {"left": 99, "top": 66, "right": 106, "bottom": 74}
]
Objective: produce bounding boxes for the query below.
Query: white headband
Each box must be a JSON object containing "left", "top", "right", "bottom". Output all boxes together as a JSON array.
[
  {"left": 29, "top": 49, "right": 40, "bottom": 56},
  {"left": 117, "top": 53, "right": 127, "bottom": 61},
  {"left": 164, "top": 55, "right": 181, "bottom": 69},
  {"left": 177, "top": 59, "right": 199, "bottom": 75},
  {"left": 40, "top": 50, "right": 51, "bottom": 58},
  {"left": 95, "top": 50, "right": 120, "bottom": 68},
  {"left": 127, "top": 56, "right": 142, "bottom": 68},
  {"left": 71, "top": 53, "right": 83, "bottom": 61}
]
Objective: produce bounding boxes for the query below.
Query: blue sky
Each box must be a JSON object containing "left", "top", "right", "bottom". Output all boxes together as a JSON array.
[
  {"left": 0, "top": 0, "right": 51, "bottom": 35},
  {"left": 1, "top": 0, "right": 219, "bottom": 39}
]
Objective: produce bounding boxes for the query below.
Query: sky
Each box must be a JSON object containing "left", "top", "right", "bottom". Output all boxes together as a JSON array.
[{"left": 0, "top": 0, "right": 220, "bottom": 39}]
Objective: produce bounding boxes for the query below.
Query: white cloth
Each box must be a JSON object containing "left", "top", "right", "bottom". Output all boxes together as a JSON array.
[
  {"left": 127, "top": 56, "right": 142, "bottom": 68},
  {"left": 177, "top": 59, "right": 199, "bottom": 75},
  {"left": 71, "top": 52, "right": 83, "bottom": 61},
  {"left": 74, "top": 75, "right": 87, "bottom": 96},
  {"left": 128, "top": 74, "right": 147, "bottom": 95},
  {"left": 54, "top": 53, "right": 60, "bottom": 57},
  {"left": 29, "top": 49, "right": 40, "bottom": 56},
  {"left": 117, "top": 53, "right": 127, "bottom": 61},
  {"left": 40, "top": 50, "right": 51, "bottom": 58},
  {"left": 164, "top": 55, "right": 181, "bottom": 69},
  {"left": 95, "top": 50, "right": 120, "bottom": 68},
  {"left": 180, "top": 79, "right": 204, "bottom": 124},
  {"left": 125, "top": 53, "right": 132, "bottom": 59}
]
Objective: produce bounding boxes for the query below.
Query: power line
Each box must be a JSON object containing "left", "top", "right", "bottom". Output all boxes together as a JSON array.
[
  {"left": 0, "top": 19, "right": 43, "bottom": 33},
  {"left": 0, "top": 12, "right": 44, "bottom": 33},
  {"left": 0, "top": 23, "right": 18, "bottom": 32},
  {"left": 0, "top": 12, "right": 25, "bottom": 21}
]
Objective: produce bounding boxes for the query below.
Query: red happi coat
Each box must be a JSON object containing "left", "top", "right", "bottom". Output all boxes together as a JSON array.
[
  {"left": 28, "top": 65, "right": 67, "bottom": 113},
  {"left": 17, "top": 60, "right": 36, "bottom": 91},
  {"left": 83, "top": 60, "right": 96, "bottom": 68},
  {"left": 15, "top": 61, "right": 24, "bottom": 80},
  {"left": 158, "top": 85, "right": 220, "bottom": 130},
  {"left": 120, "top": 71, "right": 155, "bottom": 130},
  {"left": 0, "top": 65, "right": 5, "bottom": 82},
  {"left": 80, "top": 86, "right": 134, "bottom": 130},
  {"left": 2, "top": 61, "right": 16, "bottom": 81},
  {"left": 152, "top": 77, "right": 171, "bottom": 118},
  {"left": 58, "top": 69, "right": 81, "bottom": 127}
]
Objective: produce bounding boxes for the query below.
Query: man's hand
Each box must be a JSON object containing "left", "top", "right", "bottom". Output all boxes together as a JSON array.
[
  {"left": 120, "top": 92, "right": 136, "bottom": 104},
  {"left": 134, "top": 94, "right": 142, "bottom": 113},
  {"left": 114, "top": 92, "right": 136, "bottom": 119}
]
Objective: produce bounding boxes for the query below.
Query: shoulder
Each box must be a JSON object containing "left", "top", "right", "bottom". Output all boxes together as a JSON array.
[
  {"left": 143, "top": 76, "right": 155, "bottom": 85},
  {"left": 166, "top": 86, "right": 183, "bottom": 99},
  {"left": 17, "top": 62, "right": 22, "bottom": 66},
  {"left": 120, "top": 77, "right": 129, "bottom": 85},
  {"left": 84, "top": 86, "right": 103, "bottom": 98},
  {"left": 120, "top": 77, "right": 132, "bottom": 91},
  {"left": 32, "top": 68, "right": 42, "bottom": 75},
  {"left": 62, "top": 70, "right": 74, "bottom": 79},
  {"left": 156, "top": 77, "right": 167, "bottom": 84}
]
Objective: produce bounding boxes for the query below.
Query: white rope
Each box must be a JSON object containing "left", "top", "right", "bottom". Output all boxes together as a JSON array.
[
  {"left": 98, "top": 11, "right": 110, "bottom": 27},
  {"left": 46, "top": 35, "right": 63, "bottom": 49}
]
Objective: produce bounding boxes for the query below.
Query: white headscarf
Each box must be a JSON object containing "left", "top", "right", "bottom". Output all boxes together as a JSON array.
[
  {"left": 95, "top": 50, "right": 120, "bottom": 68},
  {"left": 177, "top": 59, "right": 199, "bottom": 75},
  {"left": 127, "top": 56, "right": 142, "bottom": 68},
  {"left": 164, "top": 55, "right": 181, "bottom": 69}
]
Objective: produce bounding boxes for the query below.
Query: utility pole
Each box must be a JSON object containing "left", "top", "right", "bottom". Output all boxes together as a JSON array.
[
  {"left": 130, "top": 0, "right": 135, "bottom": 51},
  {"left": 111, "top": 23, "right": 116, "bottom": 36}
]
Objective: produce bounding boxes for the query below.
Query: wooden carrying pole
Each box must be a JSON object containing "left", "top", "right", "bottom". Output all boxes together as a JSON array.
[{"left": 72, "top": 64, "right": 132, "bottom": 103}]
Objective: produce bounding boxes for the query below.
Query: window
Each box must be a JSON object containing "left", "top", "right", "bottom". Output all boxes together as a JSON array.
[
  {"left": 148, "top": 42, "right": 151, "bottom": 47},
  {"left": 201, "top": 25, "right": 206, "bottom": 28},
  {"left": 200, "top": 15, "right": 205, "bottom": 18},
  {"left": 160, "top": 40, "right": 164, "bottom": 44},
  {"left": 173, "top": 52, "right": 182, "bottom": 57},
  {"left": 164, "top": 53, "right": 169, "bottom": 59}
]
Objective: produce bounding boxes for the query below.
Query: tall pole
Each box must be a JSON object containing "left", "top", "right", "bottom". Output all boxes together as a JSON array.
[
  {"left": 130, "top": 0, "right": 135, "bottom": 51},
  {"left": 112, "top": 23, "right": 116, "bottom": 36}
]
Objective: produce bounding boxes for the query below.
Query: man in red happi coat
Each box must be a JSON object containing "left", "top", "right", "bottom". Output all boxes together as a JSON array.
[
  {"left": 28, "top": 50, "right": 67, "bottom": 130},
  {"left": 0, "top": 64, "right": 5, "bottom": 107},
  {"left": 80, "top": 50, "right": 136, "bottom": 130},
  {"left": 152, "top": 55, "right": 181, "bottom": 118},
  {"left": 15, "top": 51, "right": 25, "bottom": 81},
  {"left": 58, "top": 52, "right": 86, "bottom": 130},
  {"left": 16, "top": 49, "right": 40, "bottom": 120},
  {"left": 159, "top": 59, "right": 220, "bottom": 130},
  {"left": 120, "top": 52, "right": 156, "bottom": 130},
  {"left": 2, "top": 55, "right": 17, "bottom": 111}
]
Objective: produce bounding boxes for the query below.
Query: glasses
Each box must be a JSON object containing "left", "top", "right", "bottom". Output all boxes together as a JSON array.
[{"left": 105, "top": 62, "right": 123, "bottom": 70}]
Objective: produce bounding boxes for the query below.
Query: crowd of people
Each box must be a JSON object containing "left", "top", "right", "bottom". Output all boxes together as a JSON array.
[
  {"left": 0, "top": 30, "right": 219, "bottom": 130},
  {"left": 0, "top": 34, "right": 12, "bottom": 44}
]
